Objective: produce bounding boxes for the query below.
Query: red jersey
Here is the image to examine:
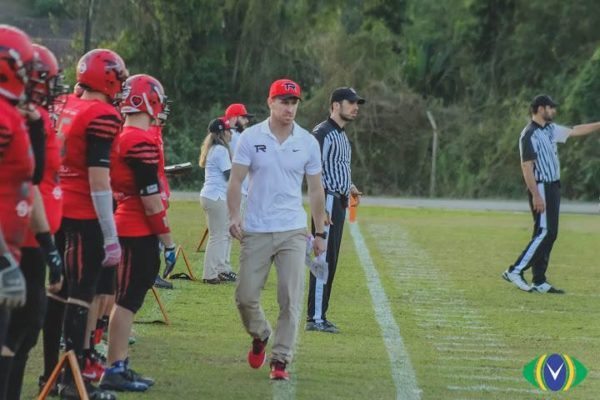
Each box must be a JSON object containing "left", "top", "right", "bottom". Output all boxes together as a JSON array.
[
  {"left": 111, "top": 126, "right": 161, "bottom": 237},
  {"left": 23, "top": 107, "right": 63, "bottom": 247},
  {"left": 151, "top": 125, "right": 170, "bottom": 202},
  {"left": 56, "top": 97, "right": 121, "bottom": 219},
  {"left": 0, "top": 97, "right": 34, "bottom": 261}
]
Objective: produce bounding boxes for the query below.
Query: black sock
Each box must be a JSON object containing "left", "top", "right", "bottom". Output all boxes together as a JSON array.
[
  {"left": 97, "top": 315, "right": 109, "bottom": 331},
  {"left": 42, "top": 298, "right": 65, "bottom": 378},
  {"left": 62, "top": 303, "right": 89, "bottom": 373},
  {"left": 6, "top": 352, "right": 27, "bottom": 400},
  {"left": 101, "top": 315, "right": 109, "bottom": 334},
  {"left": 0, "top": 355, "right": 13, "bottom": 400},
  {"left": 89, "top": 330, "right": 96, "bottom": 350}
]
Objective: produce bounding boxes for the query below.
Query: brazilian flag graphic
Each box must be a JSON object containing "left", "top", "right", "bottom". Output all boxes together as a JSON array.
[{"left": 523, "top": 353, "right": 588, "bottom": 391}]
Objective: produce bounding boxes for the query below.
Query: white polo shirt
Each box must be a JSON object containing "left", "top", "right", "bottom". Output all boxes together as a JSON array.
[
  {"left": 233, "top": 118, "right": 321, "bottom": 233},
  {"left": 200, "top": 144, "right": 231, "bottom": 201}
]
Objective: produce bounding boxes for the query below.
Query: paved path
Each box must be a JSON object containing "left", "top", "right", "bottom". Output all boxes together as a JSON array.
[{"left": 171, "top": 191, "right": 599, "bottom": 215}]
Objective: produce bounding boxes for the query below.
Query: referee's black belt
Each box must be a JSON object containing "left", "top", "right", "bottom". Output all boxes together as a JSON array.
[
  {"left": 325, "top": 190, "right": 345, "bottom": 199},
  {"left": 325, "top": 190, "right": 349, "bottom": 207},
  {"left": 325, "top": 190, "right": 349, "bottom": 208},
  {"left": 536, "top": 180, "right": 560, "bottom": 185}
]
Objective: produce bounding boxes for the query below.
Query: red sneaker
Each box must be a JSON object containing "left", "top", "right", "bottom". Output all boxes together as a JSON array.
[
  {"left": 269, "top": 360, "right": 289, "bottom": 380},
  {"left": 93, "top": 328, "right": 104, "bottom": 346},
  {"left": 247, "top": 337, "right": 267, "bottom": 369},
  {"left": 82, "top": 357, "right": 105, "bottom": 382}
]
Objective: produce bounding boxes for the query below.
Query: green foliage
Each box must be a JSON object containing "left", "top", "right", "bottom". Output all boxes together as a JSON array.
[
  {"left": 46, "top": 0, "right": 600, "bottom": 199},
  {"left": 28, "top": 0, "right": 67, "bottom": 16}
]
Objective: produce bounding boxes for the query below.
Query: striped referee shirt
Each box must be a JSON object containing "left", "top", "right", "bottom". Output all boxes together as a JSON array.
[
  {"left": 519, "top": 121, "right": 570, "bottom": 182},
  {"left": 313, "top": 118, "right": 352, "bottom": 196}
]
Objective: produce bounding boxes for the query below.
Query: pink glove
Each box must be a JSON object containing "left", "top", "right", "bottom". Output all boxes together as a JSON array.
[{"left": 102, "top": 241, "right": 122, "bottom": 268}]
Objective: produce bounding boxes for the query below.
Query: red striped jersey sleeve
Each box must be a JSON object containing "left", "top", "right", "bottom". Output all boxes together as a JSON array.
[
  {"left": 124, "top": 141, "right": 160, "bottom": 166},
  {"left": 86, "top": 113, "right": 122, "bottom": 141}
]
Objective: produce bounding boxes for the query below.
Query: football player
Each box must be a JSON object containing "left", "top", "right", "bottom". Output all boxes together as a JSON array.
[
  {"left": 0, "top": 24, "right": 35, "bottom": 351},
  {"left": 151, "top": 106, "right": 176, "bottom": 289},
  {"left": 1, "top": 43, "right": 66, "bottom": 400},
  {"left": 55, "top": 48, "right": 127, "bottom": 400},
  {"left": 40, "top": 83, "right": 82, "bottom": 394},
  {"left": 99, "top": 74, "right": 175, "bottom": 392}
]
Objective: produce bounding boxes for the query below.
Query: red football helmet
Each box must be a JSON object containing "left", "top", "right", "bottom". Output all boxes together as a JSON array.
[
  {"left": 0, "top": 24, "right": 34, "bottom": 101},
  {"left": 29, "top": 44, "right": 66, "bottom": 107},
  {"left": 120, "top": 74, "right": 167, "bottom": 121},
  {"left": 76, "top": 49, "right": 128, "bottom": 100}
]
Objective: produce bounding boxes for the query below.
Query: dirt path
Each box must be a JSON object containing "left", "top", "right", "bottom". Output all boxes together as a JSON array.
[{"left": 171, "top": 191, "right": 598, "bottom": 215}]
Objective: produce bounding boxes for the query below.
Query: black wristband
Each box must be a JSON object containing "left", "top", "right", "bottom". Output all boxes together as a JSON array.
[
  {"left": 35, "top": 232, "right": 54, "bottom": 252},
  {"left": 315, "top": 231, "right": 327, "bottom": 240}
]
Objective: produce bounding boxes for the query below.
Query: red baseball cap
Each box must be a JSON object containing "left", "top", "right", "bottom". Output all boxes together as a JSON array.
[
  {"left": 225, "top": 103, "right": 254, "bottom": 119},
  {"left": 269, "top": 78, "right": 302, "bottom": 100}
]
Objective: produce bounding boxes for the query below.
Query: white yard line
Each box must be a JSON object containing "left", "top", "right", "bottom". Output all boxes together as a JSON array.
[
  {"left": 365, "top": 223, "right": 533, "bottom": 396},
  {"left": 349, "top": 222, "right": 422, "bottom": 400}
]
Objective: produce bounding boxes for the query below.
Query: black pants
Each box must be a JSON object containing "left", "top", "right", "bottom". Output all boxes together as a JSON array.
[
  {"left": 3, "top": 247, "right": 47, "bottom": 400},
  {"left": 510, "top": 181, "right": 560, "bottom": 285},
  {"left": 307, "top": 191, "right": 346, "bottom": 322}
]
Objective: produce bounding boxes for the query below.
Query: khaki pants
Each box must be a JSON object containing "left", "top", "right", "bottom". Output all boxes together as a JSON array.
[
  {"left": 235, "top": 228, "right": 307, "bottom": 364},
  {"left": 226, "top": 194, "right": 247, "bottom": 267},
  {"left": 200, "top": 196, "right": 232, "bottom": 279}
]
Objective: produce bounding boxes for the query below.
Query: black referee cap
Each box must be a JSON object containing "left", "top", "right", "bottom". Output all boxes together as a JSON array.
[
  {"left": 208, "top": 118, "right": 230, "bottom": 134},
  {"left": 530, "top": 94, "right": 558, "bottom": 110},
  {"left": 330, "top": 87, "right": 366, "bottom": 104}
]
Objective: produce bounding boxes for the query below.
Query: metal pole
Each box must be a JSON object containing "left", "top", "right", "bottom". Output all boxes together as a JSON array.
[
  {"left": 83, "top": 0, "right": 95, "bottom": 53},
  {"left": 426, "top": 111, "right": 438, "bottom": 198}
]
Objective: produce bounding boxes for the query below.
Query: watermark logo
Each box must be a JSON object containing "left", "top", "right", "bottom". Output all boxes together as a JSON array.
[{"left": 523, "top": 354, "right": 588, "bottom": 391}]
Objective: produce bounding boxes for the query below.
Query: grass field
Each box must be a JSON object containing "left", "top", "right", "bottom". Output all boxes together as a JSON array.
[{"left": 23, "top": 201, "right": 599, "bottom": 399}]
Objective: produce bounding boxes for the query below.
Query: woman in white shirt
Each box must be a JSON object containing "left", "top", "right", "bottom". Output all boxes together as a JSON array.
[{"left": 199, "top": 118, "right": 237, "bottom": 284}]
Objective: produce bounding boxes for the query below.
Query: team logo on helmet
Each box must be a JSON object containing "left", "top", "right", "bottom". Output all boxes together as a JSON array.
[
  {"left": 523, "top": 353, "right": 588, "bottom": 392},
  {"left": 130, "top": 95, "right": 143, "bottom": 108},
  {"left": 78, "top": 60, "right": 87, "bottom": 74}
]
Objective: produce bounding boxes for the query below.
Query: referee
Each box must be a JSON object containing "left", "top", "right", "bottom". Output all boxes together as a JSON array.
[
  {"left": 503, "top": 94, "right": 600, "bottom": 294},
  {"left": 306, "top": 87, "right": 365, "bottom": 333}
]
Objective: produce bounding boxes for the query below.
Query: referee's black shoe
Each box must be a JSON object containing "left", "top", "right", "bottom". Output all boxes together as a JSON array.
[
  {"left": 531, "top": 282, "right": 565, "bottom": 294},
  {"left": 305, "top": 320, "right": 340, "bottom": 334}
]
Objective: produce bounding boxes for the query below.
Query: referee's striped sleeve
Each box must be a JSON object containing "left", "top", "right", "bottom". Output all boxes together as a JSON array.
[{"left": 520, "top": 130, "right": 536, "bottom": 162}]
